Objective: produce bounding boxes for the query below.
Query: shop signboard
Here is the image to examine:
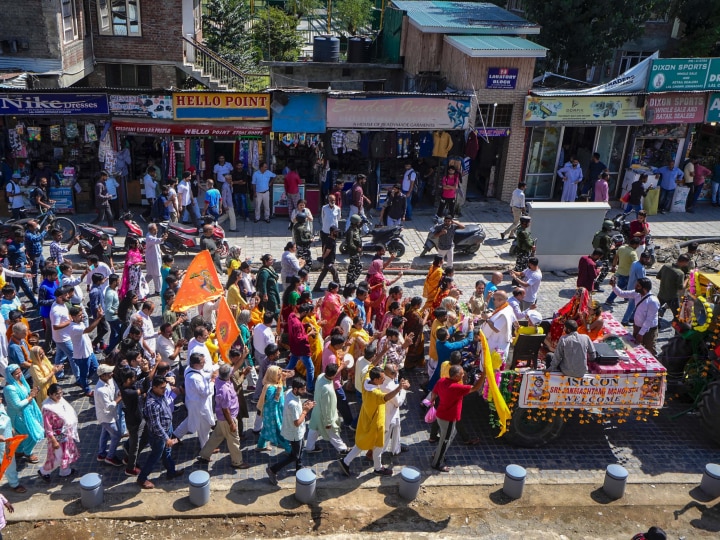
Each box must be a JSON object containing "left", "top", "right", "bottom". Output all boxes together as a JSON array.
[
  {"left": 523, "top": 95, "right": 644, "bottom": 126},
  {"left": 326, "top": 95, "right": 472, "bottom": 130},
  {"left": 109, "top": 95, "right": 173, "bottom": 119},
  {"left": 271, "top": 93, "right": 326, "bottom": 133},
  {"left": 705, "top": 92, "right": 720, "bottom": 122},
  {"left": 518, "top": 372, "right": 665, "bottom": 409},
  {"left": 173, "top": 92, "right": 270, "bottom": 121},
  {"left": 647, "top": 58, "right": 720, "bottom": 92},
  {"left": 0, "top": 93, "right": 109, "bottom": 115},
  {"left": 476, "top": 127, "right": 511, "bottom": 137},
  {"left": 644, "top": 93, "right": 706, "bottom": 124},
  {"left": 49, "top": 187, "right": 74, "bottom": 214},
  {"left": 112, "top": 120, "right": 270, "bottom": 136},
  {"left": 486, "top": 68, "right": 518, "bottom": 89}
]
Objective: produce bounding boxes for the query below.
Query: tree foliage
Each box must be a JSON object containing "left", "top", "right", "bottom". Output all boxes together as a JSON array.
[
  {"left": 334, "top": 0, "right": 374, "bottom": 36},
  {"left": 251, "top": 7, "right": 304, "bottom": 61},
  {"left": 523, "top": 0, "right": 669, "bottom": 76},
  {"left": 672, "top": 0, "right": 720, "bottom": 56},
  {"left": 202, "top": 0, "right": 257, "bottom": 72}
]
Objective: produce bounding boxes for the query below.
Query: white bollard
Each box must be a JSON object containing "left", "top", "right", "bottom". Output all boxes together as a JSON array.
[
  {"left": 79, "top": 473, "right": 103, "bottom": 509},
  {"left": 503, "top": 464, "right": 526, "bottom": 499},
  {"left": 700, "top": 463, "right": 720, "bottom": 498},
  {"left": 603, "top": 464, "right": 628, "bottom": 499},
  {"left": 398, "top": 466, "right": 422, "bottom": 500},
  {"left": 188, "top": 470, "right": 210, "bottom": 507},
  {"left": 295, "top": 468, "right": 316, "bottom": 504}
]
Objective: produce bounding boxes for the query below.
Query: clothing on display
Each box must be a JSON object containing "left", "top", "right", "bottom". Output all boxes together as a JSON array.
[{"left": 432, "top": 131, "right": 453, "bottom": 158}]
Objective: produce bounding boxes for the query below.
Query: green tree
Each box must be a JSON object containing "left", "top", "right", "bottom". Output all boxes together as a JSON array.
[
  {"left": 522, "top": 0, "right": 670, "bottom": 78},
  {"left": 672, "top": 0, "right": 720, "bottom": 56},
  {"left": 251, "top": 7, "right": 304, "bottom": 61},
  {"left": 202, "top": 0, "right": 257, "bottom": 72},
  {"left": 289, "top": 0, "right": 323, "bottom": 18},
  {"left": 334, "top": 0, "right": 374, "bottom": 35}
]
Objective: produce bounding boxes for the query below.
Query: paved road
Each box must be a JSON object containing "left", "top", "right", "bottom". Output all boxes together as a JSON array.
[{"left": 3, "top": 201, "right": 718, "bottom": 498}]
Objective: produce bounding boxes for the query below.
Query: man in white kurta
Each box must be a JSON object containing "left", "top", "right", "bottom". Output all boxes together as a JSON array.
[
  {"left": 380, "top": 364, "right": 406, "bottom": 455},
  {"left": 145, "top": 223, "right": 164, "bottom": 295},
  {"left": 481, "top": 290, "right": 516, "bottom": 362},
  {"left": 174, "top": 352, "right": 215, "bottom": 447},
  {"left": 558, "top": 159, "right": 583, "bottom": 202}
]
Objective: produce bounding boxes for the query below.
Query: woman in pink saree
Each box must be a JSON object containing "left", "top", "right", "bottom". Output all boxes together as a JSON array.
[
  {"left": 119, "top": 237, "right": 150, "bottom": 300},
  {"left": 318, "top": 281, "right": 343, "bottom": 337}
]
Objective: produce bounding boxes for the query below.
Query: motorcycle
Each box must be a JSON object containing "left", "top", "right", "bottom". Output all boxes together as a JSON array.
[
  {"left": 78, "top": 210, "right": 145, "bottom": 257},
  {"left": 420, "top": 219, "right": 486, "bottom": 257},
  {"left": 0, "top": 205, "right": 76, "bottom": 244},
  {"left": 159, "top": 221, "right": 229, "bottom": 258},
  {"left": 610, "top": 210, "right": 632, "bottom": 242},
  {"left": 338, "top": 215, "right": 407, "bottom": 258}
]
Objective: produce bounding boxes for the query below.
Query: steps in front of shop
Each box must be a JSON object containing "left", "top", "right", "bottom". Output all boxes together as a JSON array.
[{"left": 177, "top": 62, "right": 230, "bottom": 92}]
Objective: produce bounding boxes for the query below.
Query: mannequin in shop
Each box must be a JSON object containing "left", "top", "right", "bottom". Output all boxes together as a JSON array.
[{"left": 432, "top": 131, "right": 453, "bottom": 159}]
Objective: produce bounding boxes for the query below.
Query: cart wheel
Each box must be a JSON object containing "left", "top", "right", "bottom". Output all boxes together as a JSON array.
[{"left": 507, "top": 407, "right": 565, "bottom": 448}]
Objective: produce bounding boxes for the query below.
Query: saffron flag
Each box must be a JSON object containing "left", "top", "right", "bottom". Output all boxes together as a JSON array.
[
  {"left": 479, "top": 329, "right": 511, "bottom": 437},
  {"left": 172, "top": 251, "right": 224, "bottom": 312},
  {"left": 0, "top": 434, "right": 28, "bottom": 481},
  {"left": 216, "top": 296, "right": 241, "bottom": 363}
]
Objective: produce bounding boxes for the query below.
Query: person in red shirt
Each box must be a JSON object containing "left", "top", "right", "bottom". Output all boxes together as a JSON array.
[
  {"left": 687, "top": 159, "right": 711, "bottom": 212},
  {"left": 285, "top": 303, "right": 315, "bottom": 393},
  {"left": 577, "top": 249, "right": 603, "bottom": 293},
  {"left": 431, "top": 365, "right": 484, "bottom": 472},
  {"left": 284, "top": 165, "right": 302, "bottom": 222}
]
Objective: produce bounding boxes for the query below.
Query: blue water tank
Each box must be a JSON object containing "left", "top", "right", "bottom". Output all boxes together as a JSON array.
[
  {"left": 313, "top": 35, "right": 340, "bottom": 62},
  {"left": 347, "top": 36, "right": 372, "bottom": 63}
]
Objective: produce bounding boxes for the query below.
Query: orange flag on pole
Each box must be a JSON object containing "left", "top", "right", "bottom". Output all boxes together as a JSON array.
[
  {"left": 171, "top": 251, "right": 224, "bottom": 312},
  {"left": 216, "top": 296, "right": 241, "bottom": 363},
  {"left": 0, "top": 434, "right": 27, "bottom": 481}
]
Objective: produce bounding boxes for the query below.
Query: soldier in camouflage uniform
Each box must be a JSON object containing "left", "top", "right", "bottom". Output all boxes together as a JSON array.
[{"left": 344, "top": 214, "right": 363, "bottom": 285}]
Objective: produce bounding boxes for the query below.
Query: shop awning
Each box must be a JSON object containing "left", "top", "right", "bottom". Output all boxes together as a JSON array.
[
  {"left": 112, "top": 120, "right": 270, "bottom": 136},
  {"left": 445, "top": 36, "right": 547, "bottom": 58}
]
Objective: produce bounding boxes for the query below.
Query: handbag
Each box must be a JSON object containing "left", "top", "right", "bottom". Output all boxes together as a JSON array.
[
  {"left": 620, "top": 191, "right": 631, "bottom": 204},
  {"left": 424, "top": 405, "right": 437, "bottom": 424}
]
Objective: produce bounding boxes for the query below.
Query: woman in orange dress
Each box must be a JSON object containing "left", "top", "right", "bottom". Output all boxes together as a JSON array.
[
  {"left": 317, "top": 282, "right": 343, "bottom": 337},
  {"left": 578, "top": 301, "right": 604, "bottom": 341}
]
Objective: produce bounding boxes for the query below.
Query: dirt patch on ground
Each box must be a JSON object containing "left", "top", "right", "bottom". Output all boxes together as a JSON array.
[{"left": 5, "top": 484, "right": 720, "bottom": 539}]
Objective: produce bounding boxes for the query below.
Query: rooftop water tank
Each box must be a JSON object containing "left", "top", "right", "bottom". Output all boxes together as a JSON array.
[
  {"left": 347, "top": 36, "right": 372, "bottom": 63},
  {"left": 313, "top": 35, "right": 340, "bottom": 63}
]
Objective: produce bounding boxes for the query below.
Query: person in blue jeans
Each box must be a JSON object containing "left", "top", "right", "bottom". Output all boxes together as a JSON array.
[
  {"left": 94, "top": 363, "right": 124, "bottom": 467},
  {"left": 138, "top": 376, "right": 182, "bottom": 489},
  {"left": 24, "top": 220, "right": 49, "bottom": 293},
  {"left": 231, "top": 161, "right": 251, "bottom": 221},
  {"left": 7, "top": 230, "right": 38, "bottom": 308},
  {"left": 203, "top": 178, "right": 222, "bottom": 221},
  {"left": 401, "top": 163, "right": 417, "bottom": 220},
  {"left": 49, "top": 286, "right": 79, "bottom": 380},
  {"left": 652, "top": 160, "right": 683, "bottom": 213},
  {"left": 67, "top": 306, "right": 104, "bottom": 397},
  {"left": 605, "top": 237, "right": 641, "bottom": 305}
]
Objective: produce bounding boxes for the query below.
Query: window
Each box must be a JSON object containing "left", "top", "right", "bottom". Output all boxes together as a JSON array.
[
  {"left": 105, "top": 64, "right": 152, "bottom": 87},
  {"left": 506, "top": 0, "right": 525, "bottom": 13},
  {"left": 618, "top": 51, "right": 652, "bottom": 76},
  {"left": 61, "top": 0, "right": 79, "bottom": 42},
  {"left": 476, "top": 104, "right": 513, "bottom": 127},
  {"left": 97, "top": 0, "right": 141, "bottom": 36}
]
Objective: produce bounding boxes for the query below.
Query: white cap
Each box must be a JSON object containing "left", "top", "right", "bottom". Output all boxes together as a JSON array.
[{"left": 526, "top": 309, "right": 543, "bottom": 325}]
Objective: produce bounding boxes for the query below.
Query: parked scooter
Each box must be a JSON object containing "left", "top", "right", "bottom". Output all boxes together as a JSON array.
[
  {"left": 338, "top": 214, "right": 407, "bottom": 257},
  {"left": 159, "top": 221, "right": 229, "bottom": 258},
  {"left": 610, "top": 210, "right": 633, "bottom": 242},
  {"left": 420, "top": 218, "right": 486, "bottom": 257},
  {"left": 77, "top": 222, "right": 118, "bottom": 257}
]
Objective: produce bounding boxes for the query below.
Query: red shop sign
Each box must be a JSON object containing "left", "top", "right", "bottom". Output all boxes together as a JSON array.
[{"left": 112, "top": 120, "right": 270, "bottom": 136}]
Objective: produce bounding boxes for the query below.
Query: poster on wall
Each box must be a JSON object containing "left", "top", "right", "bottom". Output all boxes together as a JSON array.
[
  {"left": 109, "top": 95, "right": 173, "bottom": 119},
  {"left": 644, "top": 93, "right": 706, "bottom": 124},
  {"left": 523, "top": 95, "right": 645, "bottom": 126},
  {"left": 272, "top": 183, "right": 305, "bottom": 215},
  {"left": 49, "top": 187, "right": 74, "bottom": 214},
  {"left": 326, "top": 95, "right": 472, "bottom": 130},
  {"left": 173, "top": 92, "right": 270, "bottom": 121}
]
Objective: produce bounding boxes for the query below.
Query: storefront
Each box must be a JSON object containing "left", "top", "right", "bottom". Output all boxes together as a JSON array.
[
  {"left": 0, "top": 92, "right": 111, "bottom": 214},
  {"left": 522, "top": 95, "right": 644, "bottom": 199},
  {"left": 324, "top": 92, "right": 474, "bottom": 214},
  {"left": 269, "top": 92, "right": 327, "bottom": 214},
  {"left": 110, "top": 92, "right": 271, "bottom": 206}
]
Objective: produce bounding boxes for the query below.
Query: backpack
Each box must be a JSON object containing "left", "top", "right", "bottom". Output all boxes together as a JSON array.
[
  {"left": 592, "top": 231, "right": 604, "bottom": 250},
  {"left": 5, "top": 180, "right": 18, "bottom": 204}
]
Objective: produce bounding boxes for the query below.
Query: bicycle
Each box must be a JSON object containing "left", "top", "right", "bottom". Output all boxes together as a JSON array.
[{"left": 0, "top": 203, "right": 76, "bottom": 244}]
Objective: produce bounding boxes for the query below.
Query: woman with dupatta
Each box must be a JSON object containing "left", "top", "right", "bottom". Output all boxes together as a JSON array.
[
  {"left": 3, "top": 364, "right": 45, "bottom": 463},
  {"left": 366, "top": 259, "right": 402, "bottom": 328},
  {"left": 422, "top": 255, "right": 444, "bottom": 311},
  {"left": 578, "top": 301, "right": 605, "bottom": 341},
  {"left": 37, "top": 383, "right": 79, "bottom": 482},
  {"left": 119, "top": 237, "right": 149, "bottom": 300},
  {"left": 29, "top": 346, "right": 61, "bottom": 405},
  {"left": 404, "top": 296, "right": 428, "bottom": 370},
  {"left": 318, "top": 282, "right": 343, "bottom": 337},
  {"left": 256, "top": 365, "right": 292, "bottom": 453},
  {"left": 544, "top": 287, "right": 591, "bottom": 352}
]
